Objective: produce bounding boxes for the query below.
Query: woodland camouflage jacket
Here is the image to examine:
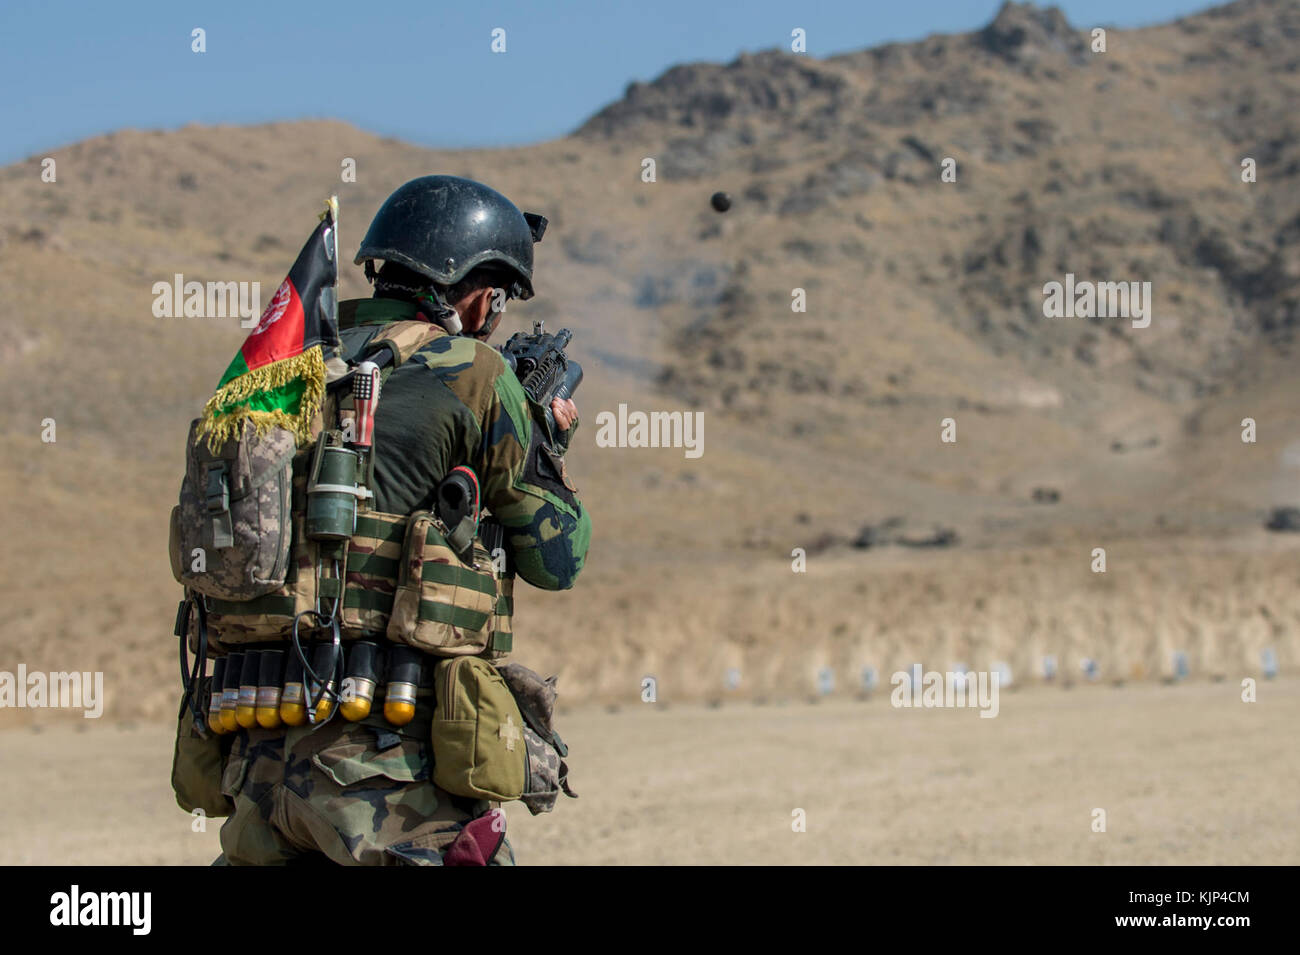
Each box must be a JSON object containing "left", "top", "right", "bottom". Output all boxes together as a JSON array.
[{"left": 338, "top": 297, "right": 591, "bottom": 591}]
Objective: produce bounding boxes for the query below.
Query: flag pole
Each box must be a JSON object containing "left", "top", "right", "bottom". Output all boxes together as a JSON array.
[
  {"left": 324, "top": 194, "right": 339, "bottom": 314},
  {"left": 322, "top": 195, "right": 342, "bottom": 364}
]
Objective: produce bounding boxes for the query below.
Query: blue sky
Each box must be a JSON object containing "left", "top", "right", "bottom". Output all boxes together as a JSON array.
[{"left": 1, "top": 0, "right": 1218, "bottom": 163}]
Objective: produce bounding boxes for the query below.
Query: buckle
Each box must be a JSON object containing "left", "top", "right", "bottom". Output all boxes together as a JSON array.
[{"left": 204, "top": 461, "right": 229, "bottom": 514}]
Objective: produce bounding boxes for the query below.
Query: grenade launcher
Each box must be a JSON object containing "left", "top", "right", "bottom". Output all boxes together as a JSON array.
[{"left": 500, "top": 321, "right": 583, "bottom": 442}]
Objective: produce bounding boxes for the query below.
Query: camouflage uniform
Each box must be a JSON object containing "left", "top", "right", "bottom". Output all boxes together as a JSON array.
[
  {"left": 216, "top": 702, "right": 514, "bottom": 866},
  {"left": 214, "top": 296, "right": 590, "bottom": 865},
  {"left": 340, "top": 297, "right": 590, "bottom": 590}
]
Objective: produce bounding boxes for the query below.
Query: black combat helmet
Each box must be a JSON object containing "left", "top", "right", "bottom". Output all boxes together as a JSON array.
[{"left": 355, "top": 175, "right": 547, "bottom": 300}]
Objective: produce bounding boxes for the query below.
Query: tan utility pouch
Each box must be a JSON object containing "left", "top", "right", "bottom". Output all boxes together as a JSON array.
[
  {"left": 386, "top": 511, "right": 498, "bottom": 655},
  {"left": 431, "top": 657, "right": 527, "bottom": 801},
  {"left": 170, "top": 678, "right": 235, "bottom": 817}
]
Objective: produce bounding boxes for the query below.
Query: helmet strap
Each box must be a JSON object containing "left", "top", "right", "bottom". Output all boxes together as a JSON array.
[
  {"left": 367, "top": 261, "right": 463, "bottom": 335},
  {"left": 415, "top": 287, "right": 462, "bottom": 335},
  {"left": 470, "top": 309, "right": 502, "bottom": 341}
]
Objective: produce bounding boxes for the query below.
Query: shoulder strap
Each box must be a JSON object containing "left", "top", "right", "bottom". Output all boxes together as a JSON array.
[
  {"left": 326, "top": 319, "right": 447, "bottom": 398},
  {"left": 368, "top": 319, "right": 448, "bottom": 371},
  {"left": 324, "top": 320, "right": 449, "bottom": 498}
]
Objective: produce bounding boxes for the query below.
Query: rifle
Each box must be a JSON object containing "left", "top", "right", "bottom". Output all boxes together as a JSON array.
[{"left": 500, "top": 321, "right": 583, "bottom": 444}]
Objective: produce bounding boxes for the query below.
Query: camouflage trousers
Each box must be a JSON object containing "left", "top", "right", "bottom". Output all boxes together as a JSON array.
[{"left": 214, "top": 707, "right": 515, "bottom": 866}]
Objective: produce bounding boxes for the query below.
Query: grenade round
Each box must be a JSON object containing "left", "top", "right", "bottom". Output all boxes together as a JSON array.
[
  {"left": 220, "top": 652, "right": 243, "bottom": 733},
  {"left": 236, "top": 651, "right": 261, "bottom": 729},
  {"left": 255, "top": 649, "right": 285, "bottom": 729},
  {"left": 280, "top": 650, "right": 307, "bottom": 727},
  {"left": 340, "top": 642, "right": 378, "bottom": 722},
  {"left": 207, "top": 658, "right": 228, "bottom": 736},
  {"left": 311, "top": 642, "right": 339, "bottom": 723},
  {"left": 384, "top": 645, "right": 421, "bottom": 726}
]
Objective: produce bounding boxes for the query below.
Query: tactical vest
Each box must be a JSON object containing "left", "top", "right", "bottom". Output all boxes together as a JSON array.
[{"left": 169, "top": 319, "right": 514, "bottom": 661}]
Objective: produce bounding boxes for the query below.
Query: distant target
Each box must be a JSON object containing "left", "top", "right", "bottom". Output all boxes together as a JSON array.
[{"left": 710, "top": 191, "right": 731, "bottom": 212}]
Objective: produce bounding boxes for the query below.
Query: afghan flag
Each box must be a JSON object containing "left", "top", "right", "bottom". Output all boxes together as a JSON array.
[{"left": 197, "top": 197, "right": 341, "bottom": 452}]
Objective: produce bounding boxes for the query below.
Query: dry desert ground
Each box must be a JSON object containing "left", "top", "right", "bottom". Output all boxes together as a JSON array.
[{"left": 0, "top": 678, "right": 1293, "bottom": 865}]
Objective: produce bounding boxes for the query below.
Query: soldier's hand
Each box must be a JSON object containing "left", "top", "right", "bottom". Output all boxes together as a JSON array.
[
  {"left": 549, "top": 397, "right": 578, "bottom": 453},
  {"left": 551, "top": 397, "right": 578, "bottom": 432}
]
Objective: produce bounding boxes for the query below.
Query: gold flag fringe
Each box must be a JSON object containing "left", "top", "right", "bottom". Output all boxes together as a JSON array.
[{"left": 195, "top": 345, "right": 327, "bottom": 453}]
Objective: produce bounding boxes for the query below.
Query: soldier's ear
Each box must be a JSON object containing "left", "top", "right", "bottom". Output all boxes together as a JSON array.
[{"left": 470, "top": 285, "right": 498, "bottom": 330}]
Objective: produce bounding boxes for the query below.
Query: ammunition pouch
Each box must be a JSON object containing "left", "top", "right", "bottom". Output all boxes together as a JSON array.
[
  {"left": 190, "top": 503, "right": 511, "bottom": 659},
  {"left": 386, "top": 511, "right": 506, "bottom": 657}
]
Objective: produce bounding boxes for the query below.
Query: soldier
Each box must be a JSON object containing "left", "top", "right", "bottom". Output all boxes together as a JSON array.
[{"left": 213, "top": 175, "right": 591, "bottom": 866}]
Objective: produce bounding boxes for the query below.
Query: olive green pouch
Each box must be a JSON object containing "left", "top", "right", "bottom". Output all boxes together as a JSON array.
[
  {"left": 431, "top": 657, "right": 527, "bottom": 801},
  {"left": 170, "top": 678, "right": 234, "bottom": 817}
]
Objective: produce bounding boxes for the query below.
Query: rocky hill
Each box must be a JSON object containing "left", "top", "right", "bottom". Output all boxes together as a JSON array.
[{"left": 2, "top": 0, "right": 1298, "bottom": 720}]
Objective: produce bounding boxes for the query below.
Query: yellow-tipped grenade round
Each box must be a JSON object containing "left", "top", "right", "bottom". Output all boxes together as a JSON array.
[
  {"left": 236, "top": 650, "right": 261, "bottom": 729},
  {"left": 207, "top": 658, "right": 228, "bottom": 735},
  {"left": 383, "top": 696, "right": 416, "bottom": 726},
  {"left": 339, "top": 697, "right": 372, "bottom": 722},
  {"left": 340, "top": 642, "right": 378, "bottom": 722},
  {"left": 280, "top": 648, "right": 307, "bottom": 727},
  {"left": 255, "top": 649, "right": 284, "bottom": 729},
  {"left": 280, "top": 700, "right": 307, "bottom": 727},
  {"left": 309, "top": 642, "right": 338, "bottom": 723},
  {"left": 384, "top": 645, "right": 421, "bottom": 727},
  {"left": 220, "top": 652, "right": 243, "bottom": 733}
]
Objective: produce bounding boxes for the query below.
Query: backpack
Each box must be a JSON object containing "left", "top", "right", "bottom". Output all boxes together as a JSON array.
[{"left": 168, "top": 319, "right": 514, "bottom": 657}]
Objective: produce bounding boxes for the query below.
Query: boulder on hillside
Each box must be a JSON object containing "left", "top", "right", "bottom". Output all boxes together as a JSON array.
[
  {"left": 1265, "top": 507, "right": 1300, "bottom": 532},
  {"left": 978, "top": 2, "right": 1087, "bottom": 66}
]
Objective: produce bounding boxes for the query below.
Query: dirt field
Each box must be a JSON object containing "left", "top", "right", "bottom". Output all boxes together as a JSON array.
[{"left": 2, "top": 678, "right": 1293, "bottom": 865}]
